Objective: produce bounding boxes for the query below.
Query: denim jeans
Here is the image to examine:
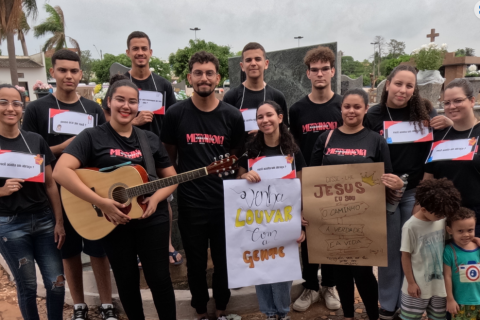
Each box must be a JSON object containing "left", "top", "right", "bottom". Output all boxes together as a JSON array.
[
  {"left": 378, "top": 188, "right": 416, "bottom": 312},
  {"left": 0, "top": 208, "right": 65, "bottom": 320},
  {"left": 255, "top": 281, "right": 292, "bottom": 318}
]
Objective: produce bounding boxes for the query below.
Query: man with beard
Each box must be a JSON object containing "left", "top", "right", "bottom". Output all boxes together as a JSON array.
[
  {"left": 161, "top": 51, "right": 245, "bottom": 320},
  {"left": 125, "top": 31, "right": 182, "bottom": 266},
  {"left": 289, "top": 46, "right": 342, "bottom": 313},
  {"left": 223, "top": 42, "right": 288, "bottom": 135}
]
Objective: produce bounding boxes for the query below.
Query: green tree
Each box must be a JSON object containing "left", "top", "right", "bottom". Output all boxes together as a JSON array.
[
  {"left": 33, "top": 4, "right": 80, "bottom": 53},
  {"left": 384, "top": 54, "right": 411, "bottom": 75},
  {"left": 80, "top": 50, "right": 96, "bottom": 84},
  {"left": 169, "top": 39, "right": 234, "bottom": 86},
  {"left": 149, "top": 57, "right": 172, "bottom": 81},
  {"left": 387, "top": 39, "right": 406, "bottom": 59},
  {"left": 1, "top": 0, "right": 38, "bottom": 85},
  {"left": 45, "top": 56, "right": 52, "bottom": 79},
  {"left": 91, "top": 53, "right": 131, "bottom": 83}
]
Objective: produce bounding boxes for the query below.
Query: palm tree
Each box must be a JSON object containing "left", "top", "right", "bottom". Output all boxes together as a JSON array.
[
  {"left": 33, "top": 4, "right": 80, "bottom": 54},
  {"left": 0, "top": 11, "right": 30, "bottom": 56},
  {"left": 0, "top": 0, "right": 38, "bottom": 85}
]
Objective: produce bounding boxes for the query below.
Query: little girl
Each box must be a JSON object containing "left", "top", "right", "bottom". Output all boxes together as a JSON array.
[{"left": 444, "top": 207, "right": 480, "bottom": 320}]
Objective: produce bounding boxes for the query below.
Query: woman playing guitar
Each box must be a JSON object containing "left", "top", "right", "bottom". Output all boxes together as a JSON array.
[{"left": 53, "top": 75, "right": 177, "bottom": 319}]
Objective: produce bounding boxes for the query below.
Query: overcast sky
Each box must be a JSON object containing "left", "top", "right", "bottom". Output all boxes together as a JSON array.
[{"left": 2, "top": 0, "right": 480, "bottom": 65}]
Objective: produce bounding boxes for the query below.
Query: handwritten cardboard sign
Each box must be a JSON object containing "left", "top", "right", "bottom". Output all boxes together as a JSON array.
[
  {"left": 383, "top": 121, "right": 433, "bottom": 144},
  {"left": 224, "top": 179, "right": 302, "bottom": 288},
  {"left": 426, "top": 137, "right": 478, "bottom": 163},
  {"left": 302, "top": 163, "right": 388, "bottom": 266},
  {"left": 48, "top": 109, "right": 97, "bottom": 136},
  {"left": 248, "top": 155, "right": 296, "bottom": 179},
  {"left": 0, "top": 151, "right": 45, "bottom": 182},
  {"left": 240, "top": 109, "right": 259, "bottom": 131}
]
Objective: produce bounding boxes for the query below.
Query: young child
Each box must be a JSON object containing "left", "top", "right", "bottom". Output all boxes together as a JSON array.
[
  {"left": 444, "top": 207, "right": 480, "bottom": 320},
  {"left": 400, "top": 178, "right": 462, "bottom": 320}
]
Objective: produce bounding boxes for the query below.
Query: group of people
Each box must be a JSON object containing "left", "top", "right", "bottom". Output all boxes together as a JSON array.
[{"left": 0, "top": 29, "right": 479, "bottom": 320}]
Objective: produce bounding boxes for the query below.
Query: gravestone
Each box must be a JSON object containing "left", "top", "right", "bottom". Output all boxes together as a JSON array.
[
  {"left": 376, "top": 80, "right": 387, "bottom": 103},
  {"left": 110, "top": 62, "right": 130, "bottom": 77},
  {"left": 340, "top": 75, "right": 363, "bottom": 95},
  {"left": 228, "top": 42, "right": 338, "bottom": 108}
]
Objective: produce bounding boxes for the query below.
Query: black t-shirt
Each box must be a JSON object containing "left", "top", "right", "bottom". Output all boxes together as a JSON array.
[
  {"left": 22, "top": 94, "right": 106, "bottom": 166},
  {"left": 364, "top": 104, "right": 437, "bottom": 189},
  {"left": 64, "top": 123, "right": 172, "bottom": 225},
  {"left": 126, "top": 71, "right": 177, "bottom": 137},
  {"left": 0, "top": 130, "right": 55, "bottom": 215},
  {"left": 289, "top": 94, "right": 343, "bottom": 165},
  {"left": 425, "top": 123, "right": 480, "bottom": 207},
  {"left": 310, "top": 128, "right": 393, "bottom": 173},
  {"left": 223, "top": 84, "right": 289, "bottom": 127},
  {"left": 239, "top": 145, "right": 307, "bottom": 173},
  {"left": 161, "top": 98, "right": 245, "bottom": 211}
]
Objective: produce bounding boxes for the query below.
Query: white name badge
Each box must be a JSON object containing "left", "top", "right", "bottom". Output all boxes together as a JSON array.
[
  {"left": 241, "top": 109, "right": 259, "bottom": 131},
  {"left": 248, "top": 155, "right": 296, "bottom": 179},
  {"left": 138, "top": 90, "right": 164, "bottom": 115},
  {"left": 0, "top": 151, "right": 45, "bottom": 183},
  {"left": 426, "top": 137, "right": 478, "bottom": 163},
  {"left": 459, "top": 264, "right": 480, "bottom": 283},
  {"left": 383, "top": 121, "right": 433, "bottom": 144},
  {"left": 48, "top": 109, "right": 97, "bottom": 136}
]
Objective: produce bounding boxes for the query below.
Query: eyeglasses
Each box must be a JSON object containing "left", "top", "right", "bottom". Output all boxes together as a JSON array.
[
  {"left": 0, "top": 100, "right": 23, "bottom": 108},
  {"left": 441, "top": 97, "right": 469, "bottom": 108},
  {"left": 191, "top": 70, "right": 217, "bottom": 79},
  {"left": 308, "top": 66, "right": 332, "bottom": 74},
  {"left": 112, "top": 97, "right": 139, "bottom": 106}
]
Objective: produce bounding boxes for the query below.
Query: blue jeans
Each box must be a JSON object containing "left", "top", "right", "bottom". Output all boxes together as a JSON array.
[
  {"left": 378, "top": 188, "right": 416, "bottom": 312},
  {"left": 255, "top": 281, "right": 292, "bottom": 318},
  {"left": 0, "top": 208, "right": 65, "bottom": 320}
]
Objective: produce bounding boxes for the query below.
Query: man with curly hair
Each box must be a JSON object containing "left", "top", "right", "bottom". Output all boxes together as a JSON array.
[{"left": 290, "top": 45, "right": 342, "bottom": 312}]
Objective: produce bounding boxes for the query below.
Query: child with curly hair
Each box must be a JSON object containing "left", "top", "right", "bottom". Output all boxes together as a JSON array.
[{"left": 444, "top": 207, "right": 480, "bottom": 320}]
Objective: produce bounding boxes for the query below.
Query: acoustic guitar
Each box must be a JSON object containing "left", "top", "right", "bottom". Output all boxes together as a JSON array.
[{"left": 61, "top": 155, "right": 238, "bottom": 240}]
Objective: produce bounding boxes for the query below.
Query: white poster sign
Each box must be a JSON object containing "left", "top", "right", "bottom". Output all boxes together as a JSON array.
[
  {"left": 138, "top": 90, "right": 164, "bottom": 115},
  {"left": 224, "top": 179, "right": 302, "bottom": 288},
  {"left": 241, "top": 109, "right": 259, "bottom": 131},
  {"left": 48, "top": 109, "right": 97, "bottom": 136},
  {"left": 0, "top": 151, "right": 45, "bottom": 182},
  {"left": 383, "top": 121, "right": 433, "bottom": 144},
  {"left": 248, "top": 155, "right": 296, "bottom": 179},
  {"left": 426, "top": 137, "right": 478, "bottom": 163}
]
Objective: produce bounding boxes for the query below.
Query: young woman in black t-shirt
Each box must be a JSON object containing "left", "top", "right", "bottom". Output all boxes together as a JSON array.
[
  {"left": 425, "top": 79, "right": 480, "bottom": 234},
  {"left": 53, "top": 78, "right": 178, "bottom": 319},
  {"left": 311, "top": 89, "right": 404, "bottom": 320},
  {"left": 237, "top": 100, "right": 305, "bottom": 320},
  {"left": 0, "top": 84, "right": 65, "bottom": 319}
]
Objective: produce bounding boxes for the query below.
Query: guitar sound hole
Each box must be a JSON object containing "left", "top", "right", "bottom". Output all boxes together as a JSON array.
[{"left": 112, "top": 187, "right": 129, "bottom": 204}]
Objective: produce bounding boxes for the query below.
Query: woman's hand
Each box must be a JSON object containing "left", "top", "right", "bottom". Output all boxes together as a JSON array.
[
  {"left": 54, "top": 222, "right": 66, "bottom": 249},
  {"left": 446, "top": 298, "right": 460, "bottom": 315},
  {"left": 141, "top": 196, "right": 159, "bottom": 219},
  {"left": 301, "top": 215, "right": 309, "bottom": 227},
  {"left": 430, "top": 115, "right": 453, "bottom": 130},
  {"left": 0, "top": 179, "right": 24, "bottom": 196},
  {"left": 381, "top": 174, "right": 404, "bottom": 190},
  {"left": 241, "top": 171, "right": 262, "bottom": 183},
  {"left": 296, "top": 230, "right": 306, "bottom": 243},
  {"left": 95, "top": 198, "right": 130, "bottom": 225}
]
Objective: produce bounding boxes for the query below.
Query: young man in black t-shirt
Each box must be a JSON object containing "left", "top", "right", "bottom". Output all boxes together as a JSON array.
[
  {"left": 162, "top": 51, "right": 245, "bottom": 320},
  {"left": 289, "top": 46, "right": 342, "bottom": 313},
  {"left": 124, "top": 31, "right": 182, "bottom": 266},
  {"left": 223, "top": 42, "right": 288, "bottom": 135},
  {"left": 22, "top": 50, "right": 116, "bottom": 320}
]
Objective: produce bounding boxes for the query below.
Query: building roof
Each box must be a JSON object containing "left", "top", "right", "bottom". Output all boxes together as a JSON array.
[{"left": 0, "top": 56, "right": 43, "bottom": 68}]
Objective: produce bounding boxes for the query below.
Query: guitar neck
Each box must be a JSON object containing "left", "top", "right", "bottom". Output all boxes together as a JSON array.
[{"left": 126, "top": 167, "right": 208, "bottom": 198}]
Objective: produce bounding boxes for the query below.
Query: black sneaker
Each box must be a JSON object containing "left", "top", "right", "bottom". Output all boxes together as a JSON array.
[
  {"left": 99, "top": 304, "right": 118, "bottom": 320},
  {"left": 72, "top": 304, "right": 88, "bottom": 320},
  {"left": 379, "top": 308, "right": 396, "bottom": 320}
]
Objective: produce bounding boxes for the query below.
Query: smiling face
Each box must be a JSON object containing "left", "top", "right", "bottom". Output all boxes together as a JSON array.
[
  {"left": 126, "top": 37, "right": 152, "bottom": 68},
  {"left": 256, "top": 103, "right": 283, "bottom": 135},
  {"left": 443, "top": 86, "right": 475, "bottom": 123},
  {"left": 107, "top": 86, "right": 139, "bottom": 126},
  {"left": 187, "top": 62, "right": 220, "bottom": 98},
  {"left": 307, "top": 60, "right": 335, "bottom": 90},
  {"left": 50, "top": 59, "right": 82, "bottom": 93},
  {"left": 385, "top": 70, "right": 416, "bottom": 108},
  {"left": 0, "top": 88, "right": 23, "bottom": 127},
  {"left": 240, "top": 49, "right": 269, "bottom": 81},
  {"left": 341, "top": 94, "right": 367, "bottom": 127},
  {"left": 447, "top": 217, "right": 476, "bottom": 247}
]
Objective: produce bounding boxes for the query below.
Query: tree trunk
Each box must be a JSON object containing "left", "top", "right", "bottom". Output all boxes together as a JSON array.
[
  {"left": 6, "top": 32, "right": 19, "bottom": 86},
  {"left": 20, "top": 37, "right": 29, "bottom": 56}
]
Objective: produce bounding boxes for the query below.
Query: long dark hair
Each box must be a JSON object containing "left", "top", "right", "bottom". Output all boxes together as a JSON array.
[
  {"left": 380, "top": 65, "right": 432, "bottom": 124},
  {"left": 0, "top": 84, "right": 23, "bottom": 100},
  {"left": 246, "top": 100, "right": 298, "bottom": 158}
]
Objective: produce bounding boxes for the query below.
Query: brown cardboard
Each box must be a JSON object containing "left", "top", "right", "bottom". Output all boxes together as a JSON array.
[{"left": 302, "top": 163, "right": 388, "bottom": 267}]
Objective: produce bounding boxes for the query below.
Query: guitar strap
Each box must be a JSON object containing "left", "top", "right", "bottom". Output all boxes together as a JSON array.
[{"left": 133, "top": 127, "right": 158, "bottom": 182}]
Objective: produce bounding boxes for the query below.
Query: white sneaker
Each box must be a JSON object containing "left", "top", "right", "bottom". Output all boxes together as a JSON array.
[
  {"left": 293, "top": 288, "right": 320, "bottom": 312},
  {"left": 321, "top": 286, "right": 341, "bottom": 310}
]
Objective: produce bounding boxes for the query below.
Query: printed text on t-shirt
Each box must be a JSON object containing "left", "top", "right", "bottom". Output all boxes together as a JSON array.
[
  {"left": 326, "top": 148, "right": 367, "bottom": 157},
  {"left": 302, "top": 122, "right": 338, "bottom": 133},
  {"left": 186, "top": 133, "right": 225, "bottom": 145},
  {"left": 110, "top": 149, "right": 142, "bottom": 159}
]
